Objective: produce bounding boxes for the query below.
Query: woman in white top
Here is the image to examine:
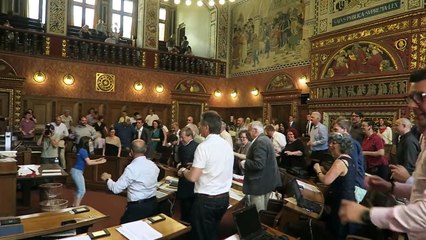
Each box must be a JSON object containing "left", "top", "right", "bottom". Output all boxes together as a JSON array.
[
  {"left": 377, "top": 118, "right": 393, "bottom": 144},
  {"left": 103, "top": 128, "right": 121, "bottom": 157}
]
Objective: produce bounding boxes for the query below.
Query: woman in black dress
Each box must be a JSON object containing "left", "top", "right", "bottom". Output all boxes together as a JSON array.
[
  {"left": 103, "top": 128, "right": 121, "bottom": 157},
  {"left": 280, "top": 128, "right": 305, "bottom": 169}
]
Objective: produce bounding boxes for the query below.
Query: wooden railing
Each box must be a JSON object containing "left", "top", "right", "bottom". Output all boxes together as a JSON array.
[{"left": 0, "top": 25, "right": 226, "bottom": 77}]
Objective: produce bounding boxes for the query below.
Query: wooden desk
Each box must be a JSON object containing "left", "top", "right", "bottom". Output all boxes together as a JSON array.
[
  {"left": 75, "top": 214, "right": 190, "bottom": 240},
  {"left": 283, "top": 180, "right": 324, "bottom": 219},
  {"left": 0, "top": 206, "right": 108, "bottom": 240},
  {"left": 17, "top": 164, "right": 68, "bottom": 208},
  {"left": 0, "top": 161, "right": 17, "bottom": 216},
  {"left": 224, "top": 224, "right": 297, "bottom": 240}
]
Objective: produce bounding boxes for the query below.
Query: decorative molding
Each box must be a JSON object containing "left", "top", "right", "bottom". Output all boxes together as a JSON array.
[
  {"left": 46, "top": 0, "right": 67, "bottom": 36},
  {"left": 217, "top": 4, "right": 229, "bottom": 60},
  {"left": 44, "top": 37, "right": 50, "bottom": 55},
  {"left": 143, "top": 0, "right": 159, "bottom": 49},
  {"left": 323, "top": 111, "right": 399, "bottom": 128},
  {"left": 230, "top": 60, "right": 310, "bottom": 78},
  {"left": 175, "top": 79, "right": 207, "bottom": 94},
  {"left": 95, "top": 73, "right": 115, "bottom": 92}
]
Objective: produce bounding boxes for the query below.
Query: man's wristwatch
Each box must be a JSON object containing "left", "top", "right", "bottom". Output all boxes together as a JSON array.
[{"left": 361, "top": 209, "right": 372, "bottom": 225}]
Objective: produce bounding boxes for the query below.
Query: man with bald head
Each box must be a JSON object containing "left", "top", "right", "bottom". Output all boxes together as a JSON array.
[
  {"left": 394, "top": 117, "right": 420, "bottom": 174},
  {"left": 101, "top": 139, "right": 160, "bottom": 224}
]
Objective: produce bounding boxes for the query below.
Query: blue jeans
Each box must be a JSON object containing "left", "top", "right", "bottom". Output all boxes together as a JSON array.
[
  {"left": 191, "top": 193, "right": 229, "bottom": 240},
  {"left": 70, "top": 168, "right": 85, "bottom": 199}
]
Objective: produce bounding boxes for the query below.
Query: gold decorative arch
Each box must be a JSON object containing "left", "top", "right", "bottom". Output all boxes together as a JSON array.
[
  {"left": 0, "top": 59, "right": 19, "bottom": 77},
  {"left": 321, "top": 41, "right": 398, "bottom": 79},
  {"left": 265, "top": 74, "right": 296, "bottom": 92},
  {"left": 174, "top": 79, "right": 207, "bottom": 94}
]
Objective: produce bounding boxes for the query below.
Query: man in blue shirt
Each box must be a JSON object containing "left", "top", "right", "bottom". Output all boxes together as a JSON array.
[
  {"left": 333, "top": 117, "right": 365, "bottom": 188},
  {"left": 308, "top": 112, "right": 332, "bottom": 167}
]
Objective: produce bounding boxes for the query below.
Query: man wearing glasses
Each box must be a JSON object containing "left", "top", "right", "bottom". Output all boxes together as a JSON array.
[
  {"left": 339, "top": 69, "right": 426, "bottom": 239},
  {"left": 350, "top": 111, "right": 365, "bottom": 144}
]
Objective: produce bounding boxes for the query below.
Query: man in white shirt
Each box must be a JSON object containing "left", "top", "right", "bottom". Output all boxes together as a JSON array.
[
  {"left": 265, "top": 124, "right": 287, "bottom": 162},
  {"left": 178, "top": 111, "right": 233, "bottom": 239},
  {"left": 220, "top": 121, "right": 233, "bottom": 148},
  {"left": 145, "top": 108, "right": 159, "bottom": 129},
  {"left": 52, "top": 116, "right": 69, "bottom": 169},
  {"left": 101, "top": 139, "right": 159, "bottom": 224},
  {"left": 59, "top": 109, "right": 73, "bottom": 130}
]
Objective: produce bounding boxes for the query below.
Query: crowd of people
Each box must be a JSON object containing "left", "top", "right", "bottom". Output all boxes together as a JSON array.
[{"left": 16, "top": 69, "right": 426, "bottom": 239}]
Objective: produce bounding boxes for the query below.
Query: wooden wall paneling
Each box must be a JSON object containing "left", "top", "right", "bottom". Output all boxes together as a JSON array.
[
  {"left": 270, "top": 103, "right": 291, "bottom": 124},
  {"left": 105, "top": 103, "right": 127, "bottom": 127},
  {"left": 177, "top": 103, "right": 202, "bottom": 128},
  {"left": 31, "top": 99, "right": 53, "bottom": 127}
]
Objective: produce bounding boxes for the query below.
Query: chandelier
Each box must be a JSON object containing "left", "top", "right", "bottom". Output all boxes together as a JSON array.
[{"left": 164, "top": 0, "right": 235, "bottom": 7}]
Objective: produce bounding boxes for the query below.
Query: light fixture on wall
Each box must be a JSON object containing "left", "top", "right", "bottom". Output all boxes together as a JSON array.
[
  {"left": 174, "top": 0, "right": 181, "bottom": 4},
  {"left": 155, "top": 84, "right": 164, "bottom": 93},
  {"left": 134, "top": 81, "right": 143, "bottom": 91},
  {"left": 63, "top": 74, "right": 75, "bottom": 85},
  {"left": 251, "top": 87, "right": 259, "bottom": 96},
  {"left": 208, "top": 0, "right": 215, "bottom": 6},
  {"left": 185, "top": 0, "right": 192, "bottom": 6},
  {"left": 196, "top": 0, "right": 203, "bottom": 6},
  {"left": 214, "top": 89, "right": 222, "bottom": 97},
  {"left": 230, "top": 89, "right": 237, "bottom": 98},
  {"left": 299, "top": 75, "right": 308, "bottom": 84},
  {"left": 33, "top": 71, "right": 46, "bottom": 83}
]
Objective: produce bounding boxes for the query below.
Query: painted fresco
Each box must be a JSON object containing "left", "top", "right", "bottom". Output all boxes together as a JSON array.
[
  {"left": 321, "top": 41, "right": 397, "bottom": 79},
  {"left": 230, "top": 0, "right": 308, "bottom": 76},
  {"left": 317, "top": 0, "right": 423, "bottom": 34}
]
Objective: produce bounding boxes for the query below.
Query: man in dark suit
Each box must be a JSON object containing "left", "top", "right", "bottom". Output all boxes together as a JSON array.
[
  {"left": 241, "top": 121, "right": 281, "bottom": 211},
  {"left": 176, "top": 126, "right": 199, "bottom": 223},
  {"left": 134, "top": 118, "right": 151, "bottom": 155},
  {"left": 288, "top": 115, "right": 298, "bottom": 129}
]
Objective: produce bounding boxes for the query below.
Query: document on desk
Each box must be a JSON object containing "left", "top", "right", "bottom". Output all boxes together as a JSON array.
[
  {"left": 229, "top": 188, "right": 245, "bottom": 201},
  {"left": 117, "top": 220, "right": 162, "bottom": 240},
  {"left": 61, "top": 235, "right": 90, "bottom": 240},
  {"left": 296, "top": 180, "right": 320, "bottom": 193}
]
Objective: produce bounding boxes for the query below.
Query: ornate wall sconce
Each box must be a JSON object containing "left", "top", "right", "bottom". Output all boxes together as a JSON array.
[
  {"left": 155, "top": 84, "right": 164, "bottom": 93},
  {"left": 214, "top": 89, "right": 222, "bottom": 97},
  {"left": 251, "top": 87, "right": 259, "bottom": 96},
  {"left": 134, "top": 81, "right": 143, "bottom": 91},
  {"left": 33, "top": 71, "right": 46, "bottom": 83},
  {"left": 230, "top": 89, "right": 237, "bottom": 98},
  {"left": 63, "top": 74, "right": 75, "bottom": 85}
]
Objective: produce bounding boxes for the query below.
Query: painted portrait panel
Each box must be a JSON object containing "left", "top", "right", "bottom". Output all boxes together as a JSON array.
[{"left": 229, "top": 0, "right": 308, "bottom": 76}]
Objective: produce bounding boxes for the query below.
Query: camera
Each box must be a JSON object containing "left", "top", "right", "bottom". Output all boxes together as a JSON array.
[{"left": 44, "top": 123, "right": 54, "bottom": 136}]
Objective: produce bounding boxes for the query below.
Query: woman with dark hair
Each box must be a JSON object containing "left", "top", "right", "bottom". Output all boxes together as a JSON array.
[
  {"left": 233, "top": 130, "right": 252, "bottom": 175},
  {"left": 313, "top": 132, "right": 356, "bottom": 239},
  {"left": 103, "top": 128, "right": 121, "bottom": 157},
  {"left": 377, "top": 118, "right": 392, "bottom": 144},
  {"left": 93, "top": 115, "right": 108, "bottom": 138},
  {"left": 70, "top": 136, "right": 106, "bottom": 207},
  {"left": 150, "top": 120, "right": 165, "bottom": 160},
  {"left": 280, "top": 128, "right": 305, "bottom": 169}
]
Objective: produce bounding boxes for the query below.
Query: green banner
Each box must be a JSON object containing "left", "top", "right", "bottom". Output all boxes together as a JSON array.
[{"left": 332, "top": 0, "right": 401, "bottom": 27}]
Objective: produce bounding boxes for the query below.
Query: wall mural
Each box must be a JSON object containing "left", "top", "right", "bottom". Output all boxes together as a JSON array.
[
  {"left": 321, "top": 41, "right": 397, "bottom": 79},
  {"left": 229, "top": 0, "right": 309, "bottom": 76}
]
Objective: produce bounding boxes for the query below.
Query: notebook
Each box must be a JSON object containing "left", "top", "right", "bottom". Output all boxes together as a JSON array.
[
  {"left": 233, "top": 205, "right": 276, "bottom": 240},
  {"left": 289, "top": 179, "right": 322, "bottom": 214}
]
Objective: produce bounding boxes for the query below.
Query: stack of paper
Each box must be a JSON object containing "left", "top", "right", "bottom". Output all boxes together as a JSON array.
[
  {"left": 17, "top": 165, "right": 40, "bottom": 176},
  {"left": 116, "top": 221, "right": 162, "bottom": 240},
  {"left": 229, "top": 188, "right": 245, "bottom": 201},
  {"left": 42, "top": 169, "right": 62, "bottom": 176},
  {"left": 296, "top": 180, "right": 320, "bottom": 193}
]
